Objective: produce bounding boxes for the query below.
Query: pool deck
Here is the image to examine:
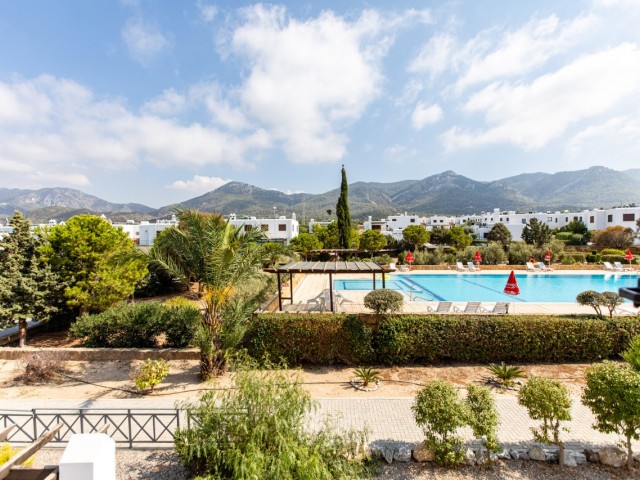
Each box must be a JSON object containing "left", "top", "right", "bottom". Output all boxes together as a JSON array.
[{"left": 280, "top": 269, "right": 640, "bottom": 315}]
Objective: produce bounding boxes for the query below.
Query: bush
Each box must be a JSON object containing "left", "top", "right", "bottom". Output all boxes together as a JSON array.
[
  {"left": 363, "top": 289, "right": 403, "bottom": 314},
  {"left": 622, "top": 334, "right": 640, "bottom": 372},
  {"left": 69, "top": 301, "right": 198, "bottom": 348},
  {"left": 0, "top": 443, "right": 34, "bottom": 466},
  {"left": 412, "top": 380, "right": 468, "bottom": 465},
  {"left": 582, "top": 361, "right": 640, "bottom": 468},
  {"left": 174, "top": 368, "right": 370, "bottom": 478},
  {"left": 518, "top": 377, "right": 572, "bottom": 466},
  {"left": 508, "top": 242, "right": 536, "bottom": 265},
  {"left": 17, "top": 352, "right": 66, "bottom": 384},
  {"left": 249, "top": 313, "right": 640, "bottom": 366},
  {"left": 600, "top": 248, "right": 626, "bottom": 256},
  {"left": 576, "top": 290, "right": 624, "bottom": 319},
  {"left": 465, "top": 385, "right": 500, "bottom": 463},
  {"left": 133, "top": 358, "right": 169, "bottom": 393}
]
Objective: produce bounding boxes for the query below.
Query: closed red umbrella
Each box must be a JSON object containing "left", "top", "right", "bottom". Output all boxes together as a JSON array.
[
  {"left": 504, "top": 271, "right": 520, "bottom": 296},
  {"left": 474, "top": 251, "right": 482, "bottom": 263},
  {"left": 405, "top": 251, "right": 414, "bottom": 270},
  {"left": 625, "top": 249, "right": 633, "bottom": 269},
  {"left": 544, "top": 250, "right": 551, "bottom": 262}
]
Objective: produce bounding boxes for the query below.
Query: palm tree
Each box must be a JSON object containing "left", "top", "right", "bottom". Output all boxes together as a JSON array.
[{"left": 149, "top": 209, "right": 268, "bottom": 380}]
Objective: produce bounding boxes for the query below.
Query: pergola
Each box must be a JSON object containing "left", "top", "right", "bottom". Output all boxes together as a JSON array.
[{"left": 264, "top": 261, "right": 393, "bottom": 312}]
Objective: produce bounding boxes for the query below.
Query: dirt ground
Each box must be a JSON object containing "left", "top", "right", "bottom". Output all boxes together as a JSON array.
[{"left": 0, "top": 330, "right": 590, "bottom": 400}]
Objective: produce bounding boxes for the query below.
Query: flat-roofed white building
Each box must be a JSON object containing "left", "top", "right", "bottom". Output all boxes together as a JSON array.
[
  {"left": 112, "top": 215, "right": 179, "bottom": 246},
  {"left": 229, "top": 213, "right": 299, "bottom": 245}
]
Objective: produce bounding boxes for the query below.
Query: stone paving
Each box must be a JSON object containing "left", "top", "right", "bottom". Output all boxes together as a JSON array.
[{"left": 2, "top": 395, "right": 638, "bottom": 451}]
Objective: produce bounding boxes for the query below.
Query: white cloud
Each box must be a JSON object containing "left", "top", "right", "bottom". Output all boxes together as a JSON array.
[
  {"left": 122, "top": 18, "right": 170, "bottom": 66},
  {"left": 408, "top": 33, "right": 456, "bottom": 79},
  {"left": 411, "top": 102, "right": 443, "bottom": 130},
  {"left": 229, "top": 5, "right": 400, "bottom": 163},
  {"left": 196, "top": 1, "right": 217, "bottom": 22},
  {"left": 167, "top": 175, "right": 230, "bottom": 193},
  {"left": 0, "top": 75, "right": 271, "bottom": 189},
  {"left": 141, "top": 88, "right": 187, "bottom": 116},
  {"left": 565, "top": 116, "right": 640, "bottom": 159},
  {"left": 441, "top": 43, "right": 640, "bottom": 151}
]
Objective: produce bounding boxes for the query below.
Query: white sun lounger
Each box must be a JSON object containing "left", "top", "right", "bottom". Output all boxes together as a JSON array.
[
  {"left": 525, "top": 262, "right": 540, "bottom": 272},
  {"left": 479, "top": 302, "right": 510, "bottom": 314},
  {"left": 467, "top": 262, "right": 479, "bottom": 272},
  {"left": 614, "top": 262, "right": 634, "bottom": 272},
  {"left": 456, "top": 262, "right": 469, "bottom": 272},
  {"left": 426, "top": 301, "right": 452, "bottom": 313},
  {"left": 453, "top": 302, "right": 482, "bottom": 313}
]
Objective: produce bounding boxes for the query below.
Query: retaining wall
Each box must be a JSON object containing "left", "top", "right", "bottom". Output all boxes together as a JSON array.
[{"left": 0, "top": 347, "right": 200, "bottom": 361}]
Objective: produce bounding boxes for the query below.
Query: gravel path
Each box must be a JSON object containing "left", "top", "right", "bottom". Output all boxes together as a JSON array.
[{"left": 33, "top": 448, "right": 637, "bottom": 479}]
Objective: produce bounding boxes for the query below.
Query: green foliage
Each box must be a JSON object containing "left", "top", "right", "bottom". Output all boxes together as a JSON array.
[
  {"left": 508, "top": 241, "right": 536, "bottom": 265},
  {"left": 458, "top": 244, "right": 506, "bottom": 265},
  {"left": 601, "top": 292, "right": 624, "bottom": 318},
  {"left": 522, "top": 218, "right": 552, "bottom": 247},
  {"left": 358, "top": 229, "right": 388, "bottom": 258},
  {"left": 402, "top": 225, "right": 430, "bottom": 250},
  {"left": 174, "top": 368, "right": 370, "bottom": 479},
  {"left": 622, "top": 335, "right": 640, "bottom": 372},
  {"left": 69, "top": 301, "right": 197, "bottom": 348},
  {"left": 562, "top": 220, "right": 589, "bottom": 235},
  {"left": 486, "top": 223, "right": 512, "bottom": 250},
  {"left": 249, "top": 314, "right": 374, "bottom": 365},
  {"left": 600, "top": 248, "right": 626, "bottom": 256},
  {"left": 289, "top": 233, "right": 322, "bottom": 260},
  {"left": 133, "top": 358, "right": 169, "bottom": 392},
  {"left": 42, "top": 215, "right": 147, "bottom": 315},
  {"left": 518, "top": 377, "right": 572, "bottom": 455},
  {"left": 336, "top": 165, "right": 352, "bottom": 250},
  {"left": 593, "top": 226, "right": 635, "bottom": 250},
  {"left": 0, "top": 212, "right": 62, "bottom": 345},
  {"left": 486, "top": 362, "right": 525, "bottom": 387},
  {"left": 353, "top": 367, "right": 381, "bottom": 387},
  {"left": 312, "top": 222, "right": 358, "bottom": 249},
  {"left": 363, "top": 289, "right": 403, "bottom": 315},
  {"left": 465, "top": 385, "right": 501, "bottom": 462},
  {"left": 582, "top": 361, "right": 640, "bottom": 468},
  {"left": 412, "top": 380, "right": 468, "bottom": 465},
  {"left": 576, "top": 290, "right": 605, "bottom": 318},
  {"left": 446, "top": 226, "right": 473, "bottom": 250}
]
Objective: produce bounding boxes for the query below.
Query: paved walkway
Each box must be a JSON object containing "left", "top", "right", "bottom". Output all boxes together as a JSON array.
[{"left": 1, "top": 396, "right": 637, "bottom": 450}]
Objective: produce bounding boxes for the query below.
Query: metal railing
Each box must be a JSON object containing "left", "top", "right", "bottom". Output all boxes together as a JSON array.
[{"left": 0, "top": 408, "right": 187, "bottom": 448}]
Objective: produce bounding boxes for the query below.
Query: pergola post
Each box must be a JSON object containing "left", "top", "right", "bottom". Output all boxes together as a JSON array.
[
  {"left": 277, "top": 272, "right": 282, "bottom": 311},
  {"left": 329, "top": 273, "right": 334, "bottom": 313},
  {"left": 289, "top": 273, "right": 294, "bottom": 305},
  {"left": 372, "top": 272, "right": 376, "bottom": 290}
]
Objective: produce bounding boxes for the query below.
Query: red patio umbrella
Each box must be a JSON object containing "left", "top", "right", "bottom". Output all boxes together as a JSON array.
[
  {"left": 544, "top": 250, "right": 551, "bottom": 268},
  {"left": 625, "top": 249, "right": 633, "bottom": 269},
  {"left": 504, "top": 270, "right": 520, "bottom": 296},
  {"left": 405, "top": 251, "right": 414, "bottom": 270},
  {"left": 474, "top": 251, "right": 482, "bottom": 263}
]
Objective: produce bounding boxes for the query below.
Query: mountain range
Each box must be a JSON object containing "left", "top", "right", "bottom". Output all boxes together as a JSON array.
[{"left": 2, "top": 166, "right": 640, "bottom": 224}]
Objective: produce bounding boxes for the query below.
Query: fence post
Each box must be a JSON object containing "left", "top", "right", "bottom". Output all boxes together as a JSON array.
[
  {"left": 80, "top": 408, "right": 84, "bottom": 434},
  {"left": 32, "top": 409, "right": 37, "bottom": 442},
  {"left": 127, "top": 409, "right": 132, "bottom": 449}
]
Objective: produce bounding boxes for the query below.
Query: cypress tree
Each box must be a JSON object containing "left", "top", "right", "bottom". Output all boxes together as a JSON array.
[{"left": 336, "top": 164, "right": 352, "bottom": 249}]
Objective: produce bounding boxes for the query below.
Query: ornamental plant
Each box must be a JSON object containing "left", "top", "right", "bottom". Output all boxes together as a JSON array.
[
  {"left": 518, "top": 377, "right": 572, "bottom": 467},
  {"left": 412, "top": 380, "right": 468, "bottom": 465},
  {"left": 600, "top": 292, "right": 624, "bottom": 318},
  {"left": 622, "top": 334, "right": 640, "bottom": 372},
  {"left": 465, "top": 385, "right": 501, "bottom": 463},
  {"left": 582, "top": 361, "right": 640, "bottom": 469},
  {"left": 363, "top": 289, "right": 403, "bottom": 315},
  {"left": 353, "top": 367, "right": 381, "bottom": 387},
  {"left": 0, "top": 443, "right": 34, "bottom": 466},
  {"left": 133, "top": 359, "right": 170, "bottom": 393},
  {"left": 576, "top": 290, "right": 605, "bottom": 318},
  {"left": 486, "top": 362, "right": 525, "bottom": 388}
]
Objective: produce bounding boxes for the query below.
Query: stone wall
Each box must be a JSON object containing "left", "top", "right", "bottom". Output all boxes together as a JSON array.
[{"left": 0, "top": 347, "right": 200, "bottom": 361}]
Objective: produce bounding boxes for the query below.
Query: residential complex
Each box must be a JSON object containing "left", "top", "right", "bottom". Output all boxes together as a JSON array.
[{"left": 228, "top": 213, "right": 299, "bottom": 245}]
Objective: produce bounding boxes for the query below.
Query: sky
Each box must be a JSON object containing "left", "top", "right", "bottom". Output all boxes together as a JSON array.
[{"left": 1, "top": 0, "right": 640, "bottom": 208}]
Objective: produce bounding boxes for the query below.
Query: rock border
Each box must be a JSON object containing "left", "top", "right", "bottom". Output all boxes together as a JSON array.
[{"left": 350, "top": 378, "right": 381, "bottom": 392}]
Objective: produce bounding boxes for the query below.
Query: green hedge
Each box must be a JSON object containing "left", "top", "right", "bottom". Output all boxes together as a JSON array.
[{"left": 248, "top": 314, "right": 640, "bottom": 366}]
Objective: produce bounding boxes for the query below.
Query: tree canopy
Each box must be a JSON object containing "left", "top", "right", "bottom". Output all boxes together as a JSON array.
[
  {"left": 358, "top": 229, "right": 387, "bottom": 258},
  {"left": 593, "top": 226, "right": 635, "bottom": 249},
  {"left": 521, "top": 218, "right": 552, "bottom": 248},
  {"left": 486, "top": 223, "right": 512, "bottom": 250},
  {"left": 402, "top": 225, "right": 429, "bottom": 250}
]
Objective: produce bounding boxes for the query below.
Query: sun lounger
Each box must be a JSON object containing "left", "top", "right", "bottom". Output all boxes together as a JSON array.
[
  {"left": 453, "top": 302, "right": 482, "bottom": 313},
  {"left": 467, "top": 261, "right": 479, "bottom": 272},
  {"left": 399, "top": 264, "right": 409, "bottom": 272},
  {"left": 525, "top": 262, "right": 541, "bottom": 272},
  {"left": 614, "top": 262, "right": 634, "bottom": 272},
  {"left": 538, "top": 262, "right": 554, "bottom": 272},
  {"left": 603, "top": 261, "right": 619, "bottom": 271},
  {"left": 456, "top": 262, "right": 469, "bottom": 272},
  {"left": 426, "top": 301, "right": 452, "bottom": 313},
  {"left": 479, "top": 302, "right": 509, "bottom": 314}
]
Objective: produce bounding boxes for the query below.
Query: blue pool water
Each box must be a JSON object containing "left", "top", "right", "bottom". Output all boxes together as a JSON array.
[{"left": 334, "top": 273, "right": 638, "bottom": 303}]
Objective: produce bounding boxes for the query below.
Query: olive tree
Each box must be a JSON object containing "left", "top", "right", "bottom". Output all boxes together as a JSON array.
[
  {"left": 576, "top": 291, "right": 605, "bottom": 318},
  {"left": 518, "top": 377, "right": 572, "bottom": 467},
  {"left": 465, "top": 385, "right": 500, "bottom": 463},
  {"left": 486, "top": 223, "right": 512, "bottom": 251},
  {"left": 582, "top": 361, "right": 640, "bottom": 469}
]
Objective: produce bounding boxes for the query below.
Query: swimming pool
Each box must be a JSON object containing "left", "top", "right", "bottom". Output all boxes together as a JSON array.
[{"left": 334, "top": 273, "right": 638, "bottom": 303}]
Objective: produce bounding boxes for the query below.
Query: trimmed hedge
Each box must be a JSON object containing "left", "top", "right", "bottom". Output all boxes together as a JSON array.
[{"left": 248, "top": 313, "right": 640, "bottom": 366}]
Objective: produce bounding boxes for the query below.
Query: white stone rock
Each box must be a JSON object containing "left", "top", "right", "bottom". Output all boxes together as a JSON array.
[
  {"left": 497, "top": 449, "right": 511, "bottom": 460},
  {"left": 383, "top": 446, "right": 394, "bottom": 464},
  {"left": 562, "top": 450, "right": 577, "bottom": 467},
  {"left": 461, "top": 448, "right": 476, "bottom": 466},
  {"left": 598, "top": 447, "right": 627, "bottom": 467},
  {"left": 393, "top": 445, "right": 412, "bottom": 462},
  {"left": 528, "top": 445, "right": 547, "bottom": 462},
  {"left": 572, "top": 451, "right": 587, "bottom": 465},
  {"left": 412, "top": 444, "right": 435, "bottom": 462}
]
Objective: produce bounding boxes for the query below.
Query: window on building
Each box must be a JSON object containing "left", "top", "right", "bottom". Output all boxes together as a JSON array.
[
  {"left": 483, "top": 232, "right": 488, "bottom": 239},
  {"left": 244, "top": 225, "right": 252, "bottom": 232},
  {"left": 373, "top": 225, "right": 381, "bottom": 231},
  {"left": 555, "top": 218, "right": 558, "bottom": 223},
  {"left": 278, "top": 224, "right": 286, "bottom": 232},
  {"left": 574, "top": 216, "right": 578, "bottom": 221},
  {"left": 547, "top": 217, "right": 552, "bottom": 222},
  {"left": 522, "top": 219, "right": 527, "bottom": 224},
  {"left": 506, "top": 218, "right": 509, "bottom": 222},
  {"left": 607, "top": 214, "right": 613, "bottom": 222},
  {"left": 392, "top": 218, "right": 396, "bottom": 221},
  {"left": 590, "top": 216, "right": 594, "bottom": 223},
  {"left": 565, "top": 217, "right": 568, "bottom": 222},
  {"left": 623, "top": 213, "right": 635, "bottom": 221},
  {"left": 261, "top": 224, "right": 269, "bottom": 231},
  {"left": 410, "top": 218, "right": 415, "bottom": 223}
]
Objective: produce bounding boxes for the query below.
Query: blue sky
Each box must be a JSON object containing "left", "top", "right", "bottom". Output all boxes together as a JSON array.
[{"left": 1, "top": 1, "right": 640, "bottom": 208}]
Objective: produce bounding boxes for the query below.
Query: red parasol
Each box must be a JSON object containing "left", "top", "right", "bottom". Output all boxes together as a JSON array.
[
  {"left": 503, "top": 270, "right": 520, "bottom": 296},
  {"left": 474, "top": 251, "right": 482, "bottom": 263},
  {"left": 625, "top": 248, "right": 633, "bottom": 269},
  {"left": 544, "top": 250, "right": 551, "bottom": 262},
  {"left": 405, "top": 251, "right": 414, "bottom": 270}
]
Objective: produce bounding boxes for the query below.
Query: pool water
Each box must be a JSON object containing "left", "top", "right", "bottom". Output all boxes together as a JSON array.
[{"left": 334, "top": 273, "right": 638, "bottom": 303}]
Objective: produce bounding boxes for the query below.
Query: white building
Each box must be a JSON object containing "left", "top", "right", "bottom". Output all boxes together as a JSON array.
[
  {"left": 228, "top": 213, "right": 299, "bottom": 245},
  {"left": 112, "top": 215, "right": 179, "bottom": 246}
]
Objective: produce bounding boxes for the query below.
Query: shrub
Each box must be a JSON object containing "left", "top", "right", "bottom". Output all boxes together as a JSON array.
[
  {"left": 163, "top": 300, "right": 200, "bottom": 348},
  {"left": 576, "top": 291, "right": 605, "bottom": 318},
  {"left": 622, "top": 334, "right": 640, "bottom": 372},
  {"left": 353, "top": 367, "right": 381, "bottom": 387},
  {"left": 132, "top": 358, "right": 169, "bottom": 393},
  {"left": 412, "top": 380, "right": 468, "bottom": 465},
  {"left": 363, "top": 289, "right": 403, "bottom": 315},
  {"left": 17, "top": 352, "right": 66, "bottom": 384},
  {"left": 0, "top": 443, "right": 34, "bottom": 466},
  {"left": 601, "top": 292, "right": 624, "bottom": 319},
  {"left": 518, "top": 377, "right": 572, "bottom": 466},
  {"left": 486, "top": 362, "right": 525, "bottom": 388},
  {"left": 508, "top": 242, "right": 535, "bottom": 265},
  {"left": 174, "top": 368, "right": 370, "bottom": 478},
  {"left": 600, "top": 248, "right": 626, "bottom": 256},
  {"left": 582, "top": 361, "right": 640, "bottom": 469},
  {"left": 465, "top": 385, "right": 500, "bottom": 463}
]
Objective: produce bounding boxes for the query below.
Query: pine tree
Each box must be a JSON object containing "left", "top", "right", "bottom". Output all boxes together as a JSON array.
[
  {"left": 336, "top": 165, "right": 352, "bottom": 250},
  {"left": 0, "top": 212, "right": 60, "bottom": 346}
]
